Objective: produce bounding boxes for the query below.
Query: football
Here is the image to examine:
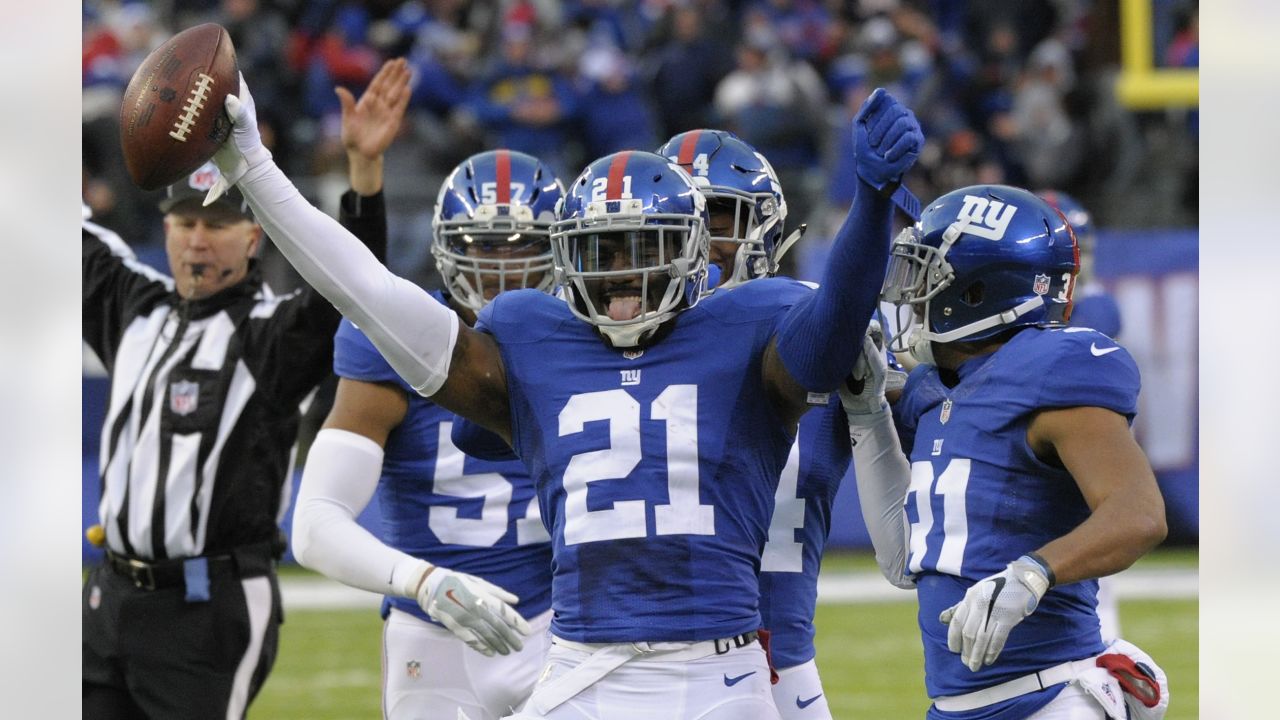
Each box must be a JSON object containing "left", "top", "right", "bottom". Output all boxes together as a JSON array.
[{"left": 119, "top": 23, "right": 238, "bottom": 191}]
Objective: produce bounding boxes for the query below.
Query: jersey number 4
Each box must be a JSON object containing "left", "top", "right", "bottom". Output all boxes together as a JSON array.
[
  {"left": 906, "top": 458, "right": 971, "bottom": 575},
  {"left": 558, "top": 386, "right": 715, "bottom": 545}
]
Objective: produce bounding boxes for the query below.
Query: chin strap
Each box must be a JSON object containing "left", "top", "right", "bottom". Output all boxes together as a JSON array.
[{"left": 770, "top": 223, "right": 807, "bottom": 274}]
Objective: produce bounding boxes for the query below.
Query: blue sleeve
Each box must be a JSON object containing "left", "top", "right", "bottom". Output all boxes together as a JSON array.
[
  {"left": 774, "top": 179, "right": 893, "bottom": 391},
  {"left": 333, "top": 318, "right": 413, "bottom": 391},
  {"left": 1037, "top": 332, "right": 1140, "bottom": 420},
  {"left": 451, "top": 416, "right": 519, "bottom": 461}
]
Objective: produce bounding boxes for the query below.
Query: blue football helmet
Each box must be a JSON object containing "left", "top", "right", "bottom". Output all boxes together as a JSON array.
[
  {"left": 656, "top": 129, "right": 786, "bottom": 289},
  {"left": 552, "top": 150, "right": 710, "bottom": 348},
  {"left": 881, "top": 184, "right": 1079, "bottom": 364},
  {"left": 432, "top": 150, "right": 564, "bottom": 312},
  {"left": 1038, "top": 188, "right": 1098, "bottom": 284},
  {"left": 1037, "top": 189, "right": 1094, "bottom": 252}
]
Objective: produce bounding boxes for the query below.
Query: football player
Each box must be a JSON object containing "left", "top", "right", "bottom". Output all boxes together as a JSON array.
[
  {"left": 207, "top": 75, "right": 921, "bottom": 719},
  {"left": 876, "top": 184, "right": 1169, "bottom": 718},
  {"left": 291, "top": 150, "right": 561, "bottom": 720},
  {"left": 654, "top": 128, "right": 913, "bottom": 720},
  {"left": 1038, "top": 189, "right": 1124, "bottom": 646}
]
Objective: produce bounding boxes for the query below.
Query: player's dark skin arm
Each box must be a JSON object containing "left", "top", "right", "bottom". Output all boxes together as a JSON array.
[
  {"left": 762, "top": 339, "right": 822, "bottom": 433},
  {"left": 428, "top": 324, "right": 515, "bottom": 444},
  {"left": 320, "top": 378, "right": 408, "bottom": 447},
  {"left": 1025, "top": 405, "right": 1168, "bottom": 585}
]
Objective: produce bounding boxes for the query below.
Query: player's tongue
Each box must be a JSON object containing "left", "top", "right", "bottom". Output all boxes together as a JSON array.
[{"left": 607, "top": 295, "right": 642, "bottom": 321}]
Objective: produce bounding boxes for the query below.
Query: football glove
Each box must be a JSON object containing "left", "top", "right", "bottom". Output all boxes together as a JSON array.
[
  {"left": 839, "top": 320, "right": 905, "bottom": 422},
  {"left": 940, "top": 555, "right": 1053, "bottom": 671},
  {"left": 205, "top": 73, "right": 272, "bottom": 205},
  {"left": 853, "top": 88, "right": 923, "bottom": 193},
  {"left": 406, "top": 563, "right": 531, "bottom": 657}
]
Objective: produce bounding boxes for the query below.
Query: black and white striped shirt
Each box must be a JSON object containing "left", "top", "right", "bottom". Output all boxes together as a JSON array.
[{"left": 82, "top": 193, "right": 385, "bottom": 561}]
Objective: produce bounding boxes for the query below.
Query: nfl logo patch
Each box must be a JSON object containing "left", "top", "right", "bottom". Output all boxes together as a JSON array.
[
  {"left": 170, "top": 380, "right": 200, "bottom": 416},
  {"left": 940, "top": 399, "right": 953, "bottom": 424},
  {"left": 1032, "top": 273, "right": 1050, "bottom": 295},
  {"left": 622, "top": 349, "right": 644, "bottom": 360},
  {"left": 406, "top": 660, "right": 421, "bottom": 680}
]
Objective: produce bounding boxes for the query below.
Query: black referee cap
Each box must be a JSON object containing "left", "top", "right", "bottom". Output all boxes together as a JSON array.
[{"left": 159, "top": 161, "right": 253, "bottom": 221}]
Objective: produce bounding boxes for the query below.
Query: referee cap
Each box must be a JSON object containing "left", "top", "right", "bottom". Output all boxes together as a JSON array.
[{"left": 159, "top": 161, "right": 253, "bottom": 221}]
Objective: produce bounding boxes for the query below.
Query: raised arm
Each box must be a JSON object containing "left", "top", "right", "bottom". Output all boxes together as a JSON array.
[
  {"left": 763, "top": 89, "right": 922, "bottom": 425},
  {"left": 838, "top": 323, "right": 914, "bottom": 589},
  {"left": 206, "top": 72, "right": 513, "bottom": 438}
]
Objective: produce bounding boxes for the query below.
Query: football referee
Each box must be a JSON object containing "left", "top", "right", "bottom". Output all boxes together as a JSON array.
[{"left": 81, "top": 59, "right": 409, "bottom": 719}]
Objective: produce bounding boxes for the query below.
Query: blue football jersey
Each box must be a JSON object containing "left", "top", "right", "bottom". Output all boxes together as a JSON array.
[
  {"left": 333, "top": 294, "right": 553, "bottom": 625},
  {"left": 475, "top": 278, "right": 813, "bottom": 643},
  {"left": 894, "top": 327, "right": 1140, "bottom": 718},
  {"left": 758, "top": 395, "right": 851, "bottom": 669}
]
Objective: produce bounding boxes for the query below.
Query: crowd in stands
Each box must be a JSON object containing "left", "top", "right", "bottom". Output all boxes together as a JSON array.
[{"left": 82, "top": 0, "right": 1197, "bottom": 287}]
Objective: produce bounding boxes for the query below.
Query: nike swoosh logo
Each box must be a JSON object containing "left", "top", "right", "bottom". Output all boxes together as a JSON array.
[
  {"left": 797, "top": 693, "right": 824, "bottom": 709},
  {"left": 984, "top": 577, "right": 1006, "bottom": 629},
  {"left": 445, "top": 588, "right": 465, "bottom": 608},
  {"left": 723, "top": 671, "right": 756, "bottom": 687},
  {"left": 1091, "top": 343, "right": 1120, "bottom": 356}
]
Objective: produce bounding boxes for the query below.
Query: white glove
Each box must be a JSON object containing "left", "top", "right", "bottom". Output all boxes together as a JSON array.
[
  {"left": 405, "top": 563, "right": 531, "bottom": 657},
  {"left": 839, "top": 320, "right": 904, "bottom": 422},
  {"left": 939, "top": 555, "right": 1053, "bottom": 671},
  {"left": 205, "top": 73, "right": 272, "bottom": 205}
]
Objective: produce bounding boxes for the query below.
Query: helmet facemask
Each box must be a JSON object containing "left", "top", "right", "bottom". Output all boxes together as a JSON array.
[
  {"left": 553, "top": 200, "right": 709, "bottom": 348},
  {"left": 703, "top": 189, "right": 783, "bottom": 289},
  {"left": 432, "top": 203, "right": 555, "bottom": 312}
]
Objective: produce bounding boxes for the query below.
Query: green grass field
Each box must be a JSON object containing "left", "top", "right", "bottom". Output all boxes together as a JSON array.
[{"left": 252, "top": 550, "right": 1197, "bottom": 719}]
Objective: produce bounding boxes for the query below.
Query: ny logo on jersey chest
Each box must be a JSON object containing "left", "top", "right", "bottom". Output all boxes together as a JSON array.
[{"left": 620, "top": 369, "right": 642, "bottom": 386}]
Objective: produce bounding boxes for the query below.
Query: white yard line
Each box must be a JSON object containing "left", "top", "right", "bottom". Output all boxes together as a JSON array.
[{"left": 279, "top": 567, "right": 1198, "bottom": 611}]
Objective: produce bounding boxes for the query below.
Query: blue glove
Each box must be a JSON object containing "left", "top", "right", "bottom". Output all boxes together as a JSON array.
[{"left": 853, "top": 88, "right": 922, "bottom": 193}]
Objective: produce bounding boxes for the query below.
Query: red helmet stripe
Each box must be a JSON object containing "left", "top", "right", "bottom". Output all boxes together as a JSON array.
[
  {"left": 495, "top": 150, "right": 511, "bottom": 204},
  {"left": 606, "top": 151, "right": 632, "bottom": 200},
  {"left": 676, "top": 130, "right": 702, "bottom": 169}
]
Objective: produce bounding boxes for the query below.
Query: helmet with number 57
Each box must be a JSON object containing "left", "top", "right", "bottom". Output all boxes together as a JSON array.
[
  {"left": 553, "top": 150, "right": 710, "bottom": 349},
  {"left": 881, "top": 184, "right": 1079, "bottom": 364},
  {"left": 432, "top": 150, "right": 564, "bottom": 312},
  {"left": 656, "top": 129, "right": 786, "bottom": 289}
]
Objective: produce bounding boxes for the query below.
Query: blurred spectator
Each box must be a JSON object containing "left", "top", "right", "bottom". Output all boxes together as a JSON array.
[
  {"left": 1010, "top": 38, "right": 1083, "bottom": 189},
  {"left": 460, "top": 22, "right": 579, "bottom": 179},
  {"left": 743, "top": 0, "right": 831, "bottom": 66},
  {"left": 645, "top": 2, "right": 734, "bottom": 139},
  {"left": 576, "top": 44, "right": 659, "bottom": 158},
  {"left": 714, "top": 26, "right": 827, "bottom": 226}
]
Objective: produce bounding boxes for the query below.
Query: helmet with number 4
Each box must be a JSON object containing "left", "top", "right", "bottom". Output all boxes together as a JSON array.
[
  {"left": 881, "top": 184, "right": 1079, "bottom": 364},
  {"left": 656, "top": 129, "right": 786, "bottom": 289},
  {"left": 432, "top": 150, "right": 564, "bottom": 312},
  {"left": 552, "top": 150, "right": 710, "bottom": 348}
]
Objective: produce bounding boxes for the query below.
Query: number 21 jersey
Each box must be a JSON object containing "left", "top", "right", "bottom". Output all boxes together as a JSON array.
[{"left": 476, "top": 278, "right": 812, "bottom": 643}]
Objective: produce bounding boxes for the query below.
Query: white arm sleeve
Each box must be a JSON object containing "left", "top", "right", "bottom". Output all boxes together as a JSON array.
[
  {"left": 236, "top": 159, "right": 457, "bottom": 396},
  {"left": 848, "top": 405, "right": 916, "bottom": 589},
  {"left": 292, "top": 428, "right": 429, "bottom": 597}
]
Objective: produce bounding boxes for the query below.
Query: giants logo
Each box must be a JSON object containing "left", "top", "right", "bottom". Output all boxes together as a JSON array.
[{"left": 957, "top": 195, "right": 1018, "bottom": 240}]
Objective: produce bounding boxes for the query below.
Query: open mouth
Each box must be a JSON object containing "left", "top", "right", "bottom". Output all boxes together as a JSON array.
[{"left": 602, "top": 286, "right": 644, "bottom": 321}]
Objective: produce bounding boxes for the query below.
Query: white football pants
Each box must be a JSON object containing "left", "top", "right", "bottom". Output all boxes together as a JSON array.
[
  {"left": 772, "top": 659, "right": 832, "bottom": 720},
  {"left": 382, "top": 607, "right": 553, "bottom": 720},
  {"left": 1025, "top": 683, "right": 1107, "bottom": 719},
  {"left": 504, "top": 639, "right": 781, "bottom": 720}
]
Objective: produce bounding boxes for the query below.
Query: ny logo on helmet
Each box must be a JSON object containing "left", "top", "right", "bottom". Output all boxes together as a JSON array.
[{"left": 957, "top": 195, "right": 1018, "bottom": 240}]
